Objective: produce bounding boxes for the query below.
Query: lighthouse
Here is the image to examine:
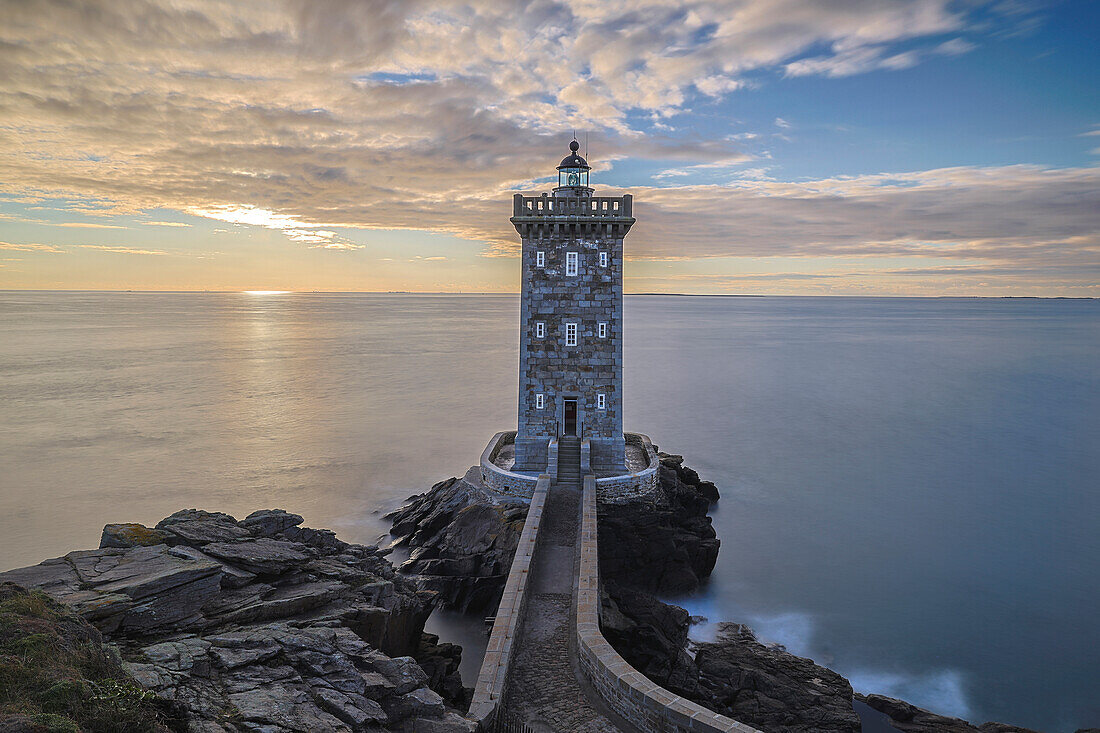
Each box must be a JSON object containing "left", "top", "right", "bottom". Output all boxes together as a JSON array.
[{"left": 509, "top": 140, "right": 636, "bottom": 475}]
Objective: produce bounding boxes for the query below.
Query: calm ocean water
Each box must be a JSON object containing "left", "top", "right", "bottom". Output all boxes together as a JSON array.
[{"left": 0, "top": 292, "right": 1097, "bottom": 731}]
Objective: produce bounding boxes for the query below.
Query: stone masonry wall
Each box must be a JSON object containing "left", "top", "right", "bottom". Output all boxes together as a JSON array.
[
  {"left": 577, "top": 477, "right": 762, "bottom": 733},
  {"left": 468, "top": 475, "right": 551, "bottom": 729},
  {"left": 480, "top": 431, "right": 539, "bottom": 498},
  {"left": 595, "top": 433, "right": 660, "bottom": 503},
  {"left": 513, "top": 195, "right": 629, "bottom": 474}
]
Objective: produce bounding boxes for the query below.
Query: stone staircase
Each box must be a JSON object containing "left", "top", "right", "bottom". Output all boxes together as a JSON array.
[{"left": 556, "top": 435, "right": 581, "bottom": 487}]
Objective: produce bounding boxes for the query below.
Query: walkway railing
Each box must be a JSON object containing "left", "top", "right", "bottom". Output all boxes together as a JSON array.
[
  {"left": 468, "top": 475, "right": 551, "bottom": 730},
  {"left": 576, "top": 476, "right": 763, "bottom": 733}
]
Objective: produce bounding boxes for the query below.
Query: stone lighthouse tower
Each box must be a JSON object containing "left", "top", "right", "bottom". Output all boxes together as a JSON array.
[{"left": 510, "top": 140, "right": 635, "bottom": 474}]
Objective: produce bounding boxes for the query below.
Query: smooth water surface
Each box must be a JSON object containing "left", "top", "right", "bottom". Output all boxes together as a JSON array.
[{"left": 1, "top": 292, "right": 1097, "bottom": 731}]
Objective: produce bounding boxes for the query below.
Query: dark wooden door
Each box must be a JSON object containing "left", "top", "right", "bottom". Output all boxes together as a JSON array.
[{"left": 563, "top": 399, "right": 577, "bottom": 435}]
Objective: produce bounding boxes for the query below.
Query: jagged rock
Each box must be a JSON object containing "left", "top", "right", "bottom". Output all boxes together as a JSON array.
[
  {"left": 101, "top": 522, "right": 171, "bottom": 548},
  {"left": 386, "top": 469, "right": 529, "bottom": 613},
  {"left": 600, "top": 585, "right": 702, "bottom": 697},
  {"left": 383, "top": 687, "right": 445, "bottom": 722},
  {"left": 691, "top": 623, "right": 861, "bottom": 733},
  {"left": 201, "top": 538, "right": 312, "bottom": 576},
  {"left": 311, "top": 687, "right": 388, "bottom": 728},
  {"left": 168, "top": 545, "right": 256, "bottom": 588},
  {"left": 2, "top": 509, "right": 457, "bottom": 733},
  {"left": 0, "top": 545, "right": 223, "bottom": 634},
  {"left": 856, "top": 694, "right": 1044, "bottom": 733},
  {"left": 162, "top": 519, "right": 252, "bottom": 546},
  {"left": 141, "top": 636, "right": 212, "bottom": 674},
  {"left": 416, "top": 632, "right": 470, "bottom": 710},
  {"left": 597, "top": 454, "right": 720, "bottom": 595},
  {"left": 228, "top": 682, "right": 349, "bottom": 731},
  {"left": 156, "top": 509, "right": 238, "bottom": 527},
  {"left": 239, "top": 509, "right": 305, "bottom": 538},
  {"left": 283, "top": 524, "right": 350, "bottom": 552},
  {"left": 400, "top": 712, "right": 478, "bottom": 733},
  {"left": 371, "top": 655, "right": 430, "bottom": 696}
]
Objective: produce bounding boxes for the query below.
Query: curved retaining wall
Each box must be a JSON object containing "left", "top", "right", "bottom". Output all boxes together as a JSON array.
[
  {"left": 480, "top": 431, "right": 539, "bottom": 497},
  {"left": 595, "top": 432, "right": 660, "bottom": 504},
  {"left": 576, "top": 476, "right": 762, "bottom": 733},
  {"left": 468, "top": 474, "right": 551, "bottom": 729},
  {"left": 482, "top": 431, "right": 660, "bottom": 501}
]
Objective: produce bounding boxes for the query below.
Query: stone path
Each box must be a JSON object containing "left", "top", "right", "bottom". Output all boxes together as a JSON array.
[{"left": 501, "top": 479, "right": 622, "bottom": 732}]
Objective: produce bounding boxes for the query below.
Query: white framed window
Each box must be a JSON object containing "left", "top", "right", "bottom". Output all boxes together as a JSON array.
[
  {"left": 535, "top": 393, "right": 545, "bottom": 409},
  {"left": 536, "top": 251, "right": 545, "bottom": 268},
  {"left": 565, "top": 322, "right": 578, "bottom": 347},
  {"left": 597, "top": 393, "right": 606, "bottom": 410},
  {"left": 535, "top": 321, "right": 545, "bottom": 338},
  {"left": 598, "top": 322, "right": 608, "bottom": 339},
  {"left": 599, "top": 251, "right": 608, "bottom": 268},
  {"left": 565, "top": 251, "right": 578, "bottom": 276}
]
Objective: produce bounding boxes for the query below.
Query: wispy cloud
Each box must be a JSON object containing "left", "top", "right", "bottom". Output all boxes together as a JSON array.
[
  {"left": 76, "top": 245, "right": 169, "bottom": 255},
  {"left": 0, "top": 241, "right": 64, "bottom": 253},
  {"left": 142, "top": 221, "right": 191, "bottom": 227},
  {"left": 57, "top": 222, "right": 127, "bottom": 229}
]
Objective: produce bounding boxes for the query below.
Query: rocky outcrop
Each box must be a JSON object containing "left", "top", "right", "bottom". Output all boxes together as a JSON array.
[
  {"left": 0, "top": 509, "right": 474, "bottom": 733},
  {"left": 856, "top": 693, "right": 1043, "bottom": 733},
  {"left": 692, "top": 623, "right": 862, "bottom": 733},
  {"left": 387, "top": 451, "right": 721, "bottom": 618},
  {"left": 601, "top": 594, "right": 862, "bottom": 732},
  {"left": 598, "top": 451, "right": 721, "bottom": 595},
  {"left": 386, "top": 468, "right": 529, "bottom": 614}
]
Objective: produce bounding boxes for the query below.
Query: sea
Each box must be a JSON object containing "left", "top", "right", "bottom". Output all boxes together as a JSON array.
[{"left": 0, "top": 291, "right": 1096, "bottom": 731}]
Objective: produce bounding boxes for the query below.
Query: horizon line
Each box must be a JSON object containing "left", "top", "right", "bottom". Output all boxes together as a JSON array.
[{"left": 0, "top": 289, "right": 1094, "bottom": 300}]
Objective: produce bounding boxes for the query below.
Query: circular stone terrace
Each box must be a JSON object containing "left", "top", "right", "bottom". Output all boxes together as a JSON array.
[{"left": 480, "top": 431, "right": 660, "bottom": 503}]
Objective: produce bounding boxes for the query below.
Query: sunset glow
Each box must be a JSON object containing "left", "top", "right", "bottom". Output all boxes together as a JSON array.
[{"left": 0, "top": 1, "right": 1096, "bottom": 295}]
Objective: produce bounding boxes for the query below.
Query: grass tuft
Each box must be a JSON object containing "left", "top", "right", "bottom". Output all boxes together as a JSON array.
[{"left": 0, "top": 583, "right": 180, "bottom": 732}]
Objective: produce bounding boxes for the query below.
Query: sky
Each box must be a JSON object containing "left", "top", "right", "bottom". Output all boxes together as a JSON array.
[{"left": 0, "top": 0, "right": 1098, "bottom": 295}]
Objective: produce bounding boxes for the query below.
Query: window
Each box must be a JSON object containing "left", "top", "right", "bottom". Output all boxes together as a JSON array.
[
  {"left": 565, "top": 322, "right": 578, "bottom": 347},
  {"left": 565, "top": 251, "right": 578, "bottom": 276},
  {"left": 535, "top": 393, "right": 545, "bottom": 410},
  {"left": 598, "top": 322, "right": 608, "bottom": 339},
  {"left": 536, "top": 251, "right": 545, "bottom": 268},
  {"left": 597, "top": 393, "right": 606, "bottom": 410},
  {"left": 599, "top": 251, "right": 608, "bottom": 268},
  {"left": 535, "top": 322, "right": 545, "bottom": 338}
]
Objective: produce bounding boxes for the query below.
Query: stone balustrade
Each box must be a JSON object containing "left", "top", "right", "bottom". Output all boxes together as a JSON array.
[
  {"left": 468, "top": 475, "right": 552, "bottom": 730},
  {"left": 576, "top": 476, "right": 763, "bottom": 733},
  {"left": 512, "top": 193, "right": 633, "bottom": 219}
]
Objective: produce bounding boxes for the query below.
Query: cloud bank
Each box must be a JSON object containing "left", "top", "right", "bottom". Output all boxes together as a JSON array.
[{"left": 0, "top": 0, "right": 1095, "bottom": 292}]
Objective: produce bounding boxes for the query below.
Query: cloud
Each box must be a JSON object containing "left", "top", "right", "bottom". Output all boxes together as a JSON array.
[
  {"left": 190, "top": 205, "right": 356, "bottom": 248},
  {"left": 142, "top": 221, "right": 191, "bottom": 227},
  {"left": 0, "top": 0, "right": 1086, "bottom": 294},
  {"left": 76, "top": 245, "right": 169, "bottom": 255},
  {"left": 56, "top": 222, "right": 127, "bottom": 229},
  {"left": 0, "top": 0, "right": 1003, "bottom": 223},
  {"left": 0, "top": 241, "right": 64, "bottom": 252},
  {"left": 654, "top": 155, "right": 756, "bottom": 179},
  {"left": 620, "top": 165, "right": 1100, "bottom": 266}
]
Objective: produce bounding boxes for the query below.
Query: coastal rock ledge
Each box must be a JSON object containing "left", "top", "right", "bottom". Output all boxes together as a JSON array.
[{"left": 0, "top": 509, "right": 474, "bottom": 733}]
